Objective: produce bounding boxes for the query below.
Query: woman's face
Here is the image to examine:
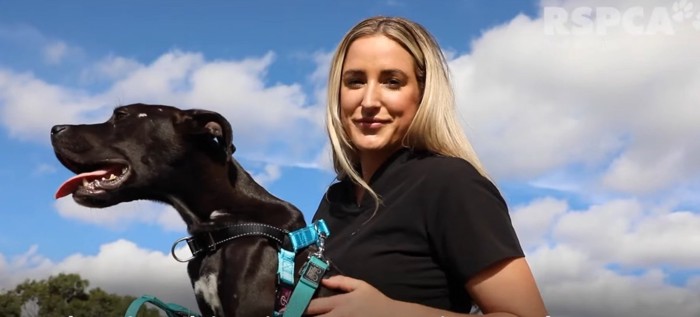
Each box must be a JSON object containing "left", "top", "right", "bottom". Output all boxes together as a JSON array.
[{"left": 340, "top": 35, "right": 421, "bottom": 161}]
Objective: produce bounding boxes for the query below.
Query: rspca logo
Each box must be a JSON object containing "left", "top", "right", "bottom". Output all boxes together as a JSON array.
[{"left": 543, "top": 0, "right": 700, "bottom": 35}]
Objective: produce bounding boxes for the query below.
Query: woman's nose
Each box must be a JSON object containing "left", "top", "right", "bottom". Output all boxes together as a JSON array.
[{"left": 361, "top": 83, "right": 381, "bottom": 108}]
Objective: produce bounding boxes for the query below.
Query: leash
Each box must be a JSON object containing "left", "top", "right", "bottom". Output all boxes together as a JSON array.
[
  {"left": 282, "top": 255, "right": 329, "bottom": 317},
  {"left": 275, "top": 221, "right": 330, "bottom": 317},
  {"left": 124, "top": 294, "right": 200, "bottom": 317},
  {"left": 280, "top": 223, "right": 330, "bottom": 317}
]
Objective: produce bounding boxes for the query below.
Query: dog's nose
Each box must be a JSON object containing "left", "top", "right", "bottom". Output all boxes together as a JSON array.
[{"left": 51, "top": 125, "right": 68, "bottom": 136}]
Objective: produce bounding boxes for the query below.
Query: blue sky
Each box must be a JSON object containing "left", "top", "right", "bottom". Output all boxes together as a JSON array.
[{"left": 1, "top": 1, "right": 699, "bottom": 316}]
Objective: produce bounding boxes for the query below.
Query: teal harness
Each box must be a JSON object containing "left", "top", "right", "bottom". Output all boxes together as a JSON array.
[
  {"left": 126, "top": 220, "right": 331, "bottom": 317},
  {"left": 274, "top": 220, "right": 330, "bottom": 317}
]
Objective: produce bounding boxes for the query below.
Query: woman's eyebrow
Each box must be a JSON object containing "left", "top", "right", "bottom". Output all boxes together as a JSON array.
[
  {"left": 342, "top": 69, "right": 364, "bottom": 77},
  {"left": 380, "top": 69, "right": 408, "bottom": 77}
]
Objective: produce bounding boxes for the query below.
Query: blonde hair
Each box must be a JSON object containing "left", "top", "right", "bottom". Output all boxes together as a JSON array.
[{"left": 326, "top": 16, "right": 489, "bottom": 209}]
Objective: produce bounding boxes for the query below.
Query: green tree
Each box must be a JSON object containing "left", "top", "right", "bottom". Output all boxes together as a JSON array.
[{"left": 0, "top": 273, "right": 162, "bottom": 317}]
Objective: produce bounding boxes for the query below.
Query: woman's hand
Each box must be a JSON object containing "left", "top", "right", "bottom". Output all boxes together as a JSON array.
[
  {"left": 305, "top": 275, "right": 395, "bottom": 317},
  {"left": 304, "top": 270, "right": 542, "bottom": 317}
]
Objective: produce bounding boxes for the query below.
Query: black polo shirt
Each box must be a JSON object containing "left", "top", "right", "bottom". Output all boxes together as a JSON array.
[{"left": 312, "top": 148, "right": 524, "bottom": 312}]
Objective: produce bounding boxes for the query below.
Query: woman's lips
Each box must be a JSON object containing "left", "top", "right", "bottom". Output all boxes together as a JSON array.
[{"left": 354, "top": 118, "right": 389, "bottom": 129}]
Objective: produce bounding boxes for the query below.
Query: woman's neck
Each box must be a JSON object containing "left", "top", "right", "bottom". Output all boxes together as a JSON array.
[
  {"left": 354, "top": 145, "right": 407, "bottom": 205},
  {"left": 358, "top": 145, "right": 406, "bottom": 182}
]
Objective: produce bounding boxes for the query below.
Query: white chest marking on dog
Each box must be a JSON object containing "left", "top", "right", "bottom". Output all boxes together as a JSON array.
[
  {"left": 194, "top": 273, "right": 222, "bottom": 315},
  {"left": 138, "top": 113, "right": 147, "bottom": 118}
]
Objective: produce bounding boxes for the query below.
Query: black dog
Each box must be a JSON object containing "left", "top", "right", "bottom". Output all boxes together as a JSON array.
[{"left": 50, "top": 103, "right": 331, "bottom": 316}]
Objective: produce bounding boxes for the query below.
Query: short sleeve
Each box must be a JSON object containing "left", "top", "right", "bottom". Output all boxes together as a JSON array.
[{"left": 424, "top": 158, "right": 524, "bottom": 283}]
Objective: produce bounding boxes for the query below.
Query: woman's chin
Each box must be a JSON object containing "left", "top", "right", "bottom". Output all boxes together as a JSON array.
[{"left": 355, "top": 142, "right": 403, "bottom": 156}]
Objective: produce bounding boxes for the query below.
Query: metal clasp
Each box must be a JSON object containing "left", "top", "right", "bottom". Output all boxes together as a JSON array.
[
  {"left": 310, "top": 222, "right": 327, "bottom": 261},
  {"left": 171, "top": 236, "right": 196, "bottom": 263}
]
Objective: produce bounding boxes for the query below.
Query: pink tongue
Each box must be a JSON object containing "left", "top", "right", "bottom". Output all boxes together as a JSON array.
[{"left": 55, "top": 170, "right": 109, "bottom": 199}]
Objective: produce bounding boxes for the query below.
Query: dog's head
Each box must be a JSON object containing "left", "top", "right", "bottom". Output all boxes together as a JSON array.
[{"left": 50, "top": 103, "right": 235, "bottom": 208}]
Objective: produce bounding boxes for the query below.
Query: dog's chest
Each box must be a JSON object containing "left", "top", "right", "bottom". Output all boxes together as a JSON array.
[{"left": 194, "top": 273, "right": 223, "bottom": 315}]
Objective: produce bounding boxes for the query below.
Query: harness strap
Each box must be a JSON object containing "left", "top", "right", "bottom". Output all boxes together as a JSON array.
[
  {"left": 274, "top": 220, "right": 330, "bottom": 316},
  {"left": 187, "top": 223, "right": 288, "bottom": 257},
  {"left": 282, "top": 256, "right": 329, "bottom": 317},
  {"left": 124, "top": 294, "right": 200, "bottom": 317},
  {"left": 277, "top": 220, "right": 330, "bottom": 286},
  {"left": 166, "top": 220, "right": 332, "bottom": 316},
  {"left": 287, "top": 220, "right": 330, "bottom": 252}
]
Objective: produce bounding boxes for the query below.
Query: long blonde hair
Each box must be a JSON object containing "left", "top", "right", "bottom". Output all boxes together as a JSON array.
[{"left": 326, "top": 16, "right": 489, "bottom": 209}]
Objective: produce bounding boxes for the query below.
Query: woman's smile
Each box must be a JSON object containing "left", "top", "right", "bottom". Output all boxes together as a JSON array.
[{"left": 353, "top": 117, "right": 391, "bottom": 130}]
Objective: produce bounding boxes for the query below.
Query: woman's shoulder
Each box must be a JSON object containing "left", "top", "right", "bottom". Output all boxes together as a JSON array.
[
  {"left": 408, "top": 150, "right": 484, "bottom": 179},
  {"left": 406, "top": 150, "right": 501, "bottom": 198}
]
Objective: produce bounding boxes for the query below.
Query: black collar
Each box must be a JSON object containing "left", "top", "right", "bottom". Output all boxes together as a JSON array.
[{"left": 172, "top": 223, "right": 289, "bottom": 262}]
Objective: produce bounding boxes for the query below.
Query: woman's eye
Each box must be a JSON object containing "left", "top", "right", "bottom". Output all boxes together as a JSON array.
[
  {"left": 386, "top": 78, "right": 402, "bottom": 88},
  {"left": 344, "top": 78, "right": 364, "bottom": 87}
]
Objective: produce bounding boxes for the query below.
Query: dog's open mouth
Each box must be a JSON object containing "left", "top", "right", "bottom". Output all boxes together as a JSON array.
[{"left": 55, "top": 162, "right": 131, "bottom": 199}]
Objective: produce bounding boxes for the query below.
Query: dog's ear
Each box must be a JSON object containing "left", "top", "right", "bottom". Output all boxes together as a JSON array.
[{"left": 178, "top": 109, "right": 236, "bottom": 160}]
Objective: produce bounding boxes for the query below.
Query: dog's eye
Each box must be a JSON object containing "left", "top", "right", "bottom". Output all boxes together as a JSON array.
[{"left": 113, "top": 109, "right": 129, "bottom": 121}]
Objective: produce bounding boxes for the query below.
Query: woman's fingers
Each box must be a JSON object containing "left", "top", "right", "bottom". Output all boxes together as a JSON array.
[{"left": 321, "top": 275, "right": 364, "bottom": 292}]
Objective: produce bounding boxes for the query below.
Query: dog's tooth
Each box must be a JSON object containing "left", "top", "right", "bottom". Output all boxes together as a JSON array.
[
  {"left": 83, "top": 179, "right": 89, "bottom": 187},
  {"left": 109, "top": 174, "right": 117, "bottom": 180}
]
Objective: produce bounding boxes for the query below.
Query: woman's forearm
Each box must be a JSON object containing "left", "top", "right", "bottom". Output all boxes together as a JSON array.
[{"left": 392, "top": 300, "right": 519, "bottom": 317}]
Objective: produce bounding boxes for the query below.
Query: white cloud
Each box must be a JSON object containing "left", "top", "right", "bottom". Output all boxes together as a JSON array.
[
  {"left": 312, "top": 142, "right": 334, "bottom": 173},
  {"left": 0, "top": 49, "right": 327, "bottom": 167},
  {"left": 0, "top": 240, "right": 197, "bottom": 311},
  {"left": 511, "top": 197, "right": 568, "bottom": 250},
  {"left": 554, "top": 200, "right": 700, "bottom": 268},
  {"left": 309, "top": 50, "right": 333, "bottom": 86},
  {"left": 450, "top": 4, "right": 700, "bottom": 195},
  {"left": 512, "top": 197, "right": 700, "bottom": 316},
  {"left": 477, "top": 4, "right": 700, "bottom": 313},
  {"left": 181, "top": 52, "right": 326, "bottom": 165},
  {"left": 43, "top": 41, "right": 68, "bottom": 65},
  {"left": 251, "top": 164, "right": 282, "bottom": 186},
  {"left": 54, "top": 197, "right": 185, "bottom": 232},
  {"left": 104, "top": 50, "right": 204, "bottom": 104},
  {"left": 602, "top": 148, "right": 689, "bottom": 194},
  {"left": 0, "top": 70, "right": 99, "bottom": 142},
  {"left": 0, "top": 24, "right": 82, "bottom": 67},
  {"left": 82, "top": 55, "right": 142, "bottom": 82},
  {"left": 529, "top": 244, "right": 700, "bottom": 317}
]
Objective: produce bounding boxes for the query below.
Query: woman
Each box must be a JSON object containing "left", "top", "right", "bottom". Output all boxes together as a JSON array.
[{"left": 307, "top": 16, "right": 548, "bottom": 316}]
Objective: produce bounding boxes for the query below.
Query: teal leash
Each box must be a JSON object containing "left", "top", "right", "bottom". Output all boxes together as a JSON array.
[
  {"left": 124, "top": 294, "right": 200, "bottom": 317},
  {"left": 281, "top": 221, "right": 330, "bottom": 317},
  {"left": 282, "top": 255, "right": 329, "bottom": 317}
]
